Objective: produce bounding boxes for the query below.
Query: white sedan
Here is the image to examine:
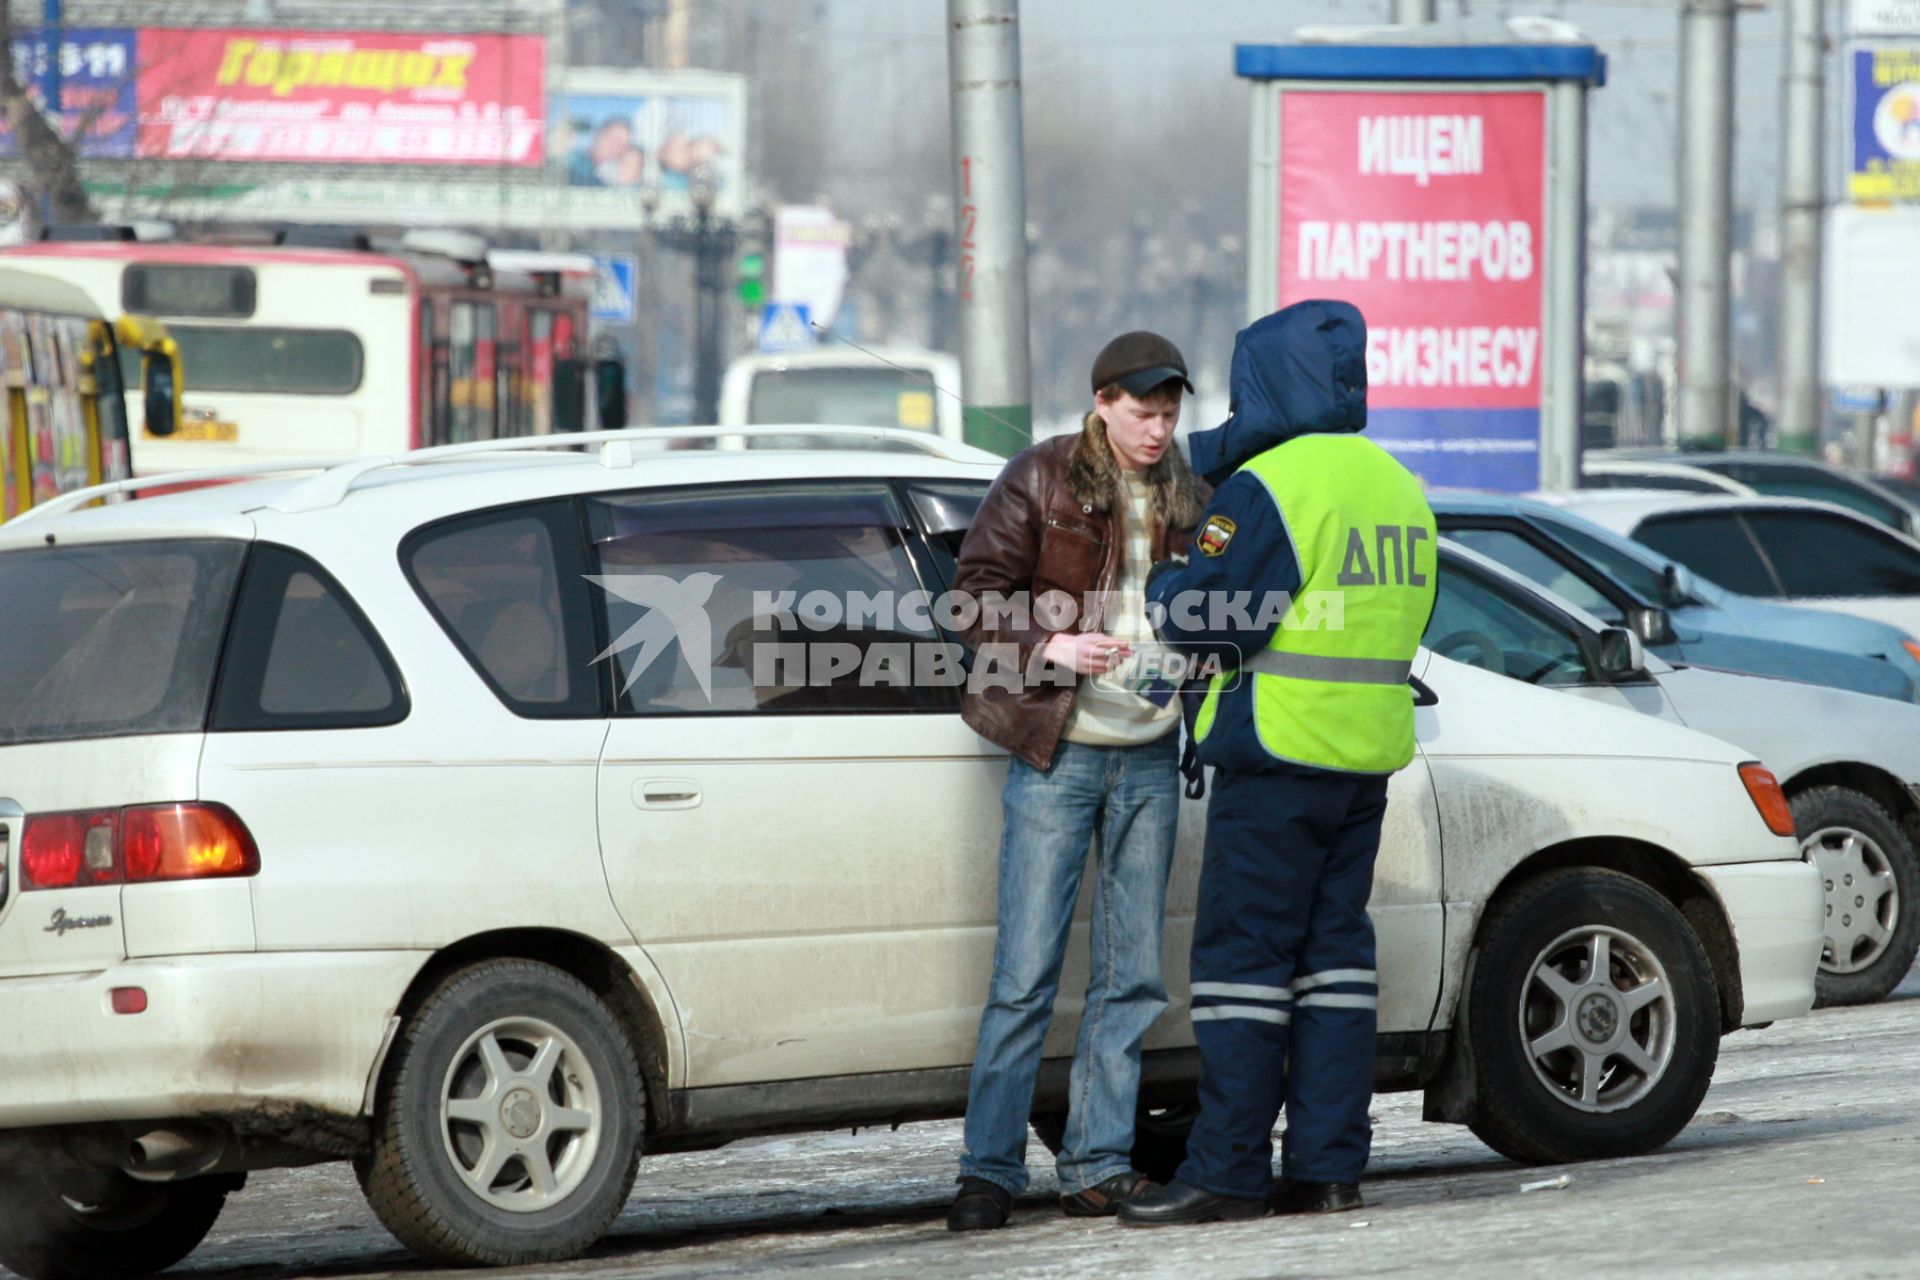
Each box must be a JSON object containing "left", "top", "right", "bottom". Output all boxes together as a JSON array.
[
  {"left": 1437, "top": 540, "right": 1920, "bottom": 1005},
  {"left": 0, "top": 430, "right": 1821, "bottom": 1276},
  {"left": 1543, "top": 490, "right": 1920, "bottom": 638}
]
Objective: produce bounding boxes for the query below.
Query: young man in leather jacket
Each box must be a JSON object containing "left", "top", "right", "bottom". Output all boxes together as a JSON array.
[{"left": 946, "top": 332, "right": 1209, "bottom": 1230}]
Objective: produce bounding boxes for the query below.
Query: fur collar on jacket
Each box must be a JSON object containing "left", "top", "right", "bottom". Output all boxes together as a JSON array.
[{"left": 1066, "top": 411, "right": 1207, "bottom": 531}]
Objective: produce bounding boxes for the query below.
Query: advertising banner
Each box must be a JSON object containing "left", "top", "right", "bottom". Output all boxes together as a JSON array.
[
  {"left": 1825, "top": 205, "right": 1920, "bottom": 387},
  {"left": 548, "top": 70, "right": 747, "bottom": 215},
  {"left": 1851, "top": 45, "right": 1920, "bottom": 201},
  {"left": 134, "top": 28, "right": 545, "bottom": 165},
  {"left": 2, "top": 27, "right": 137, "bottom": 158},
  {"left": 773, "top": 205, "right": 851, "bottom": 330},
  {"left": 1278, "top": 89, "right": 1546, "bottom": 489}
]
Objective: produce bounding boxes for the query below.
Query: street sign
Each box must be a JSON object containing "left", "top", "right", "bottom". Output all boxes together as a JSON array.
[
  {"left": 591, "top": 255, "right": 638, "bottom": 324},
  {"left": 756, "top": 302, "right": 815, "bottom": 354},
  {"left": 1834, "top": 386, "right": 1888, "bottom": 415},
  {"left": 1853, "top": 0, "right": 1920, "bottom": 37}
]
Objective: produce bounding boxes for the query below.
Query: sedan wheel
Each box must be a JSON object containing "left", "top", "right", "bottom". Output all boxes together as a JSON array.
[
  {"left": 1792, "top": 786, "right": 1920, "bottom": 1007},
  {"left": 1464, "top": 868, "right": 1719, "bottom": 1165},
  {"left": 1520, "top": 925, "right": 1676, "bottom": 1114}
]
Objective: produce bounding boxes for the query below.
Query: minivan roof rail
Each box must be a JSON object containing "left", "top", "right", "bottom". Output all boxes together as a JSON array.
[{"left": 10, "top": 427, "right": 1003, "bottom": 525}]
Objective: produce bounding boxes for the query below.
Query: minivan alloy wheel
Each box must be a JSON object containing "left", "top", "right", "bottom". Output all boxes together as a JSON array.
[
  {"left": 1805, "top": 825, "right": 1899, "bottom": 976},
  {"left": 364, "top": 958, "right": 643, "bottom": 1267},
  {"left": 441, "top": 1017, "right": 603, "bottom": 1213},
  {"left": 1521, "top": 925, "right": 1675, "bottom": 1113}
]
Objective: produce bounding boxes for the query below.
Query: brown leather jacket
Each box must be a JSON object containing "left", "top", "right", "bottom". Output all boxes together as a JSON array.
[{"left": 955, "top": 418, "right": 1209, "bottom": 770}]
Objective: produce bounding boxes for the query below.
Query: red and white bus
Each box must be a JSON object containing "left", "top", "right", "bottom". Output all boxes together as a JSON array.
[{"left": 1, "top": 228, "right": 620, "bottom": 475}]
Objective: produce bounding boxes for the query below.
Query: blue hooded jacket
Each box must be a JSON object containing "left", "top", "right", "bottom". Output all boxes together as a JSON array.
[
  {"left": 1147, "top": 299, "right": 1375, "bottom": 778},
  {"left": 1186, "top": 299, "right": 1370, "bottom": 486}
]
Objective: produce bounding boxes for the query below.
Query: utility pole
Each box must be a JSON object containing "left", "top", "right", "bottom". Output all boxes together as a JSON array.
[
  {"left": 1393, "top": 0, "right": 1437, "bottom": 22},
  {"left": 1677, "top": 0, "right": 1737, "bottom": 449},
  {"left": 1776, "top": 0, "right": 1823, "bottom": 457},
  {"left": 947, "top": 0, "right": 1032, "bottom": 456}
]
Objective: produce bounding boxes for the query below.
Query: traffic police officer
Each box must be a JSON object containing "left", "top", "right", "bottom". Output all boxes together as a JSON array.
[{"left": 1119, "top": 300, "right": 1436, "bottom": 1227}]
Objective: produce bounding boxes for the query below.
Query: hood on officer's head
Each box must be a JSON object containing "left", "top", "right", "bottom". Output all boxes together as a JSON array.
[{"left": 1185, "top": 299, "right": 1367, "bottom": 487}]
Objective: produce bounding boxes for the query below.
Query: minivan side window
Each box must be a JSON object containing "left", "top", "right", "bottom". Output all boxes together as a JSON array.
[
  {"left": 212, "top": 545, "right": 407, "bottom": 731},
  {"left": 1633, "top": 513, "right": 1781, "bottom": 597},
  {"left": 403, "top": 503, "right": 601, "bottom": 717},
  {"left": 585, "top": 483, "right": 960, "bottom": 715},
  {"left": 1742, "top": 510, "right": 1920, "bottom": 597}
]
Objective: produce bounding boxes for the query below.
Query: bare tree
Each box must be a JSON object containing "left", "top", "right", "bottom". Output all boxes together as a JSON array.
[{"left": 0, "top": 5, "right": 97, "bottom": 224}]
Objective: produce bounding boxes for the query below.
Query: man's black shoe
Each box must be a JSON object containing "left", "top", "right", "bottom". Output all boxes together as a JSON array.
[
  {"left": 1116, "top": 1178, "right": 1268, "bottom": 1228},
  {"left": 947, "top": 1177, "right": 1014, "bottom": 1231},
  {"left": 1271, "top": 1178, "right": 1364, "bottom": 1214},
  {"left": 1061, "top": 1170, "right": 1157, "bottom": 1217}
]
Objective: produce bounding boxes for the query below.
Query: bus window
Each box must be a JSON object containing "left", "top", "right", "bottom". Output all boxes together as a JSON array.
[
  {"left": 86, "top": 320, "right": 132, "bottom": 484},
  {"left": 160, "top": 326, "right": 362, "bottom": 396},
  {"left": 475, "top": 304, "right": 498, "bottom": 441},
  {"left": 495, "top": 303, "right": 521, "bottom": 439},
  {"left": 448, "top": 301, "right": 500, "bottom": 444},
  {"left": 417, "top": 299, "right": 436, "bottom": 449},
  {"left": 528, "top": 309, "right": 554, "bottom": 436}
]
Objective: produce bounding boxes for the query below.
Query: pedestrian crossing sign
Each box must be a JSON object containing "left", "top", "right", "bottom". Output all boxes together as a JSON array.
[{"left": 757, "top": 302, "right": 816, "bottom": 354}]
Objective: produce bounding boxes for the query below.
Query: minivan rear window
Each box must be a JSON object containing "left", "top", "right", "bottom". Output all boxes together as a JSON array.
[{"left": 0, "top": 539, "right": 244, "bottom": 747}]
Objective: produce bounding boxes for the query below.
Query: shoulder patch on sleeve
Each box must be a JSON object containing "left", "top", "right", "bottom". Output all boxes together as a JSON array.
[{"left": 1197, "top": 515, "right": 1237, "bottom": 557}]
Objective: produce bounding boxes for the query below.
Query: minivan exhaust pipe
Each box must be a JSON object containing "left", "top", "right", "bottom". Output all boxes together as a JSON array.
[{"left": 125, "top": 1127, "right": 226, "bottom": 1180}]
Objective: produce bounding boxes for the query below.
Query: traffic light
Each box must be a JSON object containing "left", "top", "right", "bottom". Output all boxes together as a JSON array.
[{"left": 736, "top": 251, "right": 765, "bottom": 307}]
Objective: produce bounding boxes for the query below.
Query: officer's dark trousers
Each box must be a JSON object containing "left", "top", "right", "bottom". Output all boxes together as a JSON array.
[{"left": 1175, "top": 765, "right": 1390, "bottom": 1199}]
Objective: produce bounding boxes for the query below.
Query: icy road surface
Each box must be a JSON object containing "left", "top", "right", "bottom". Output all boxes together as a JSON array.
[{"left": 23, "top": 967, "right": 1920, "bottom": 1280}]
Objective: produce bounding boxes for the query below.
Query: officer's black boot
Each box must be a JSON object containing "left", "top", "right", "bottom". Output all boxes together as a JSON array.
[
  {"left": 1116, "top": 1179, "right": 1268, "bottom": 1228},
  {"left": 1271, "top": 1178, "right": 1364, "bottom": 1214}
]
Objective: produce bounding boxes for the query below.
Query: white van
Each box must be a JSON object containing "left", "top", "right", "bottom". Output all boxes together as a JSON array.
[{"left": 718, "top": 347, "right": 962, "bottom": 442}]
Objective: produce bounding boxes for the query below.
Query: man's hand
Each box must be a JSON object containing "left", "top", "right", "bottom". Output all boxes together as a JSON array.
[{"left": 1042, "top": 631, "right": 1133, "bottom": 675}]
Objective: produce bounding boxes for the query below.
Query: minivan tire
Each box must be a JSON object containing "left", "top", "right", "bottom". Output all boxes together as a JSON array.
[
  {"left": 364, "top": 959, "right": 644, "bottom": 1267},
  {"left": 1793, "top": 785, "right": 1920, "bottom": 1007},
  {"left": 0, "top": 1170, "right": 231, "bottom": 1280},
  {"left": 1464, "top": 868, "right": 1719, "bottom": 1166}
]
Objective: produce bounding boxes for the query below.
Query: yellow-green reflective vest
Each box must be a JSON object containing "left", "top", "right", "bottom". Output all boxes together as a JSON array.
[{"left": 1194, "top": 433, "right": 1437, "bottom": 774}]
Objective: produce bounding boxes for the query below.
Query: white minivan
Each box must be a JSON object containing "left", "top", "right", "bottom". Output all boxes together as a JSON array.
[{"left": 0, "top": 430, "right": 1819, "bottom": 1277}]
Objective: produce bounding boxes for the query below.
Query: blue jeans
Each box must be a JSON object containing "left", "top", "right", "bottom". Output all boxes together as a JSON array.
[{"left": 959, "top": 735, "right": 1182, "bottom": 1195}]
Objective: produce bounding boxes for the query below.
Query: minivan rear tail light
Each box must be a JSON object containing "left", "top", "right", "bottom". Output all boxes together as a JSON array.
[
  {"left": 21, "top": 811, "right": 121, "bottom": 889},
  {"left": 122, "top": 805, "right": 259, "bottom": 882},
  {"left": 20, "top": 804, "right": 258, "bottom": 890},
  {"left": 1739, "top": 763, "right": 1798, "bottom": 838}
]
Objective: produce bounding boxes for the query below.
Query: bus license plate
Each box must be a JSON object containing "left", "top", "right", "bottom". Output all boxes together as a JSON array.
[{"left": 148, "top": 420, "right": 238, "bottom": 443}]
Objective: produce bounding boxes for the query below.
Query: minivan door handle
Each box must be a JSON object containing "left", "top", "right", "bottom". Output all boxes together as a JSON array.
[{"left": 633, "top": 779, "right": 702, "bottom": 810}]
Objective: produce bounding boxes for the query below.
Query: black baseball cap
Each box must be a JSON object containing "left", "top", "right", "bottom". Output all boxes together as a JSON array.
[{"left": 1091, "top": 330, "right": 1195, "bottom": 397}]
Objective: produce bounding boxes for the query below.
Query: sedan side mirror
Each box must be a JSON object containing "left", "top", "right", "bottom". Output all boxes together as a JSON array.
[
  {"left": 1661, "top": 562, "right": 1696, "bottom": 607},
  {"left": 1598, "top": 626, "right": 1648, "bottom": 680},
  {"left": 1626, "top": 605, "right": 1675, "bottom": 647}
]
